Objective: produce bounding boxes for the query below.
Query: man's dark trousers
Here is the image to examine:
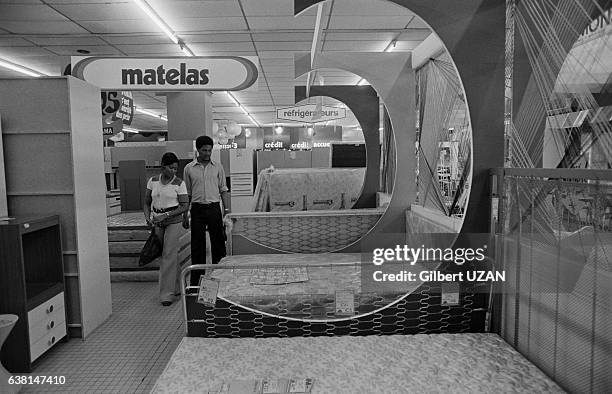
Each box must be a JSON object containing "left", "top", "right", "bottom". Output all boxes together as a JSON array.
[{"left": 190, "top": 202, "right": 226, "bottom": 286}]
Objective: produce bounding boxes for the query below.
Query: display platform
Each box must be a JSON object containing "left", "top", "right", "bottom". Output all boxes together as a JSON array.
[{"left": 152, "top": 334, "right": 563, "bottom": 393}]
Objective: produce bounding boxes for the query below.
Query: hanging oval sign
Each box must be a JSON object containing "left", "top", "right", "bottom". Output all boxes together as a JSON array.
[{"left": 71, "top": 56, "right": 258, "bottom": 91}]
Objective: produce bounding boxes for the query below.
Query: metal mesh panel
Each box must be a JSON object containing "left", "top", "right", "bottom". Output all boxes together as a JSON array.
[
  {"left": 231, "top": 213, "right": 382, "bottom": 253},
  {"left": 497, "top": 169, "right": 612, "bottom": 393}
]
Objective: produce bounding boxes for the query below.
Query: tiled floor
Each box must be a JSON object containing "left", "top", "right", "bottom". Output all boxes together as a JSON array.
[{"left": 22, "top": 282, "right": 184, "bottom": 393}]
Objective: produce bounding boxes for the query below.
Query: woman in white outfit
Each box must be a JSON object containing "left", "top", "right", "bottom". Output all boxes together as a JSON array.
[{"left": 143, "top": 152, "right": 189, "bottom": 306}]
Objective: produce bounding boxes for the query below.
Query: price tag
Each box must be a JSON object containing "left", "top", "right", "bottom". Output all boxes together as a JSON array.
[
  {"left": 262, "top": 378, "right": 288, "bottom": 393},
  {"left": 197, "top": 276, "right": 219, "bottom": 307},
  {"left": 335, "top": 290, "right": 355, "bottom": 316},
  {"left": 441, "top": 282, "right": 460, "bottom": 306},
  {"left": 288, "top": 378, "right": 314, "bottom": 393}
]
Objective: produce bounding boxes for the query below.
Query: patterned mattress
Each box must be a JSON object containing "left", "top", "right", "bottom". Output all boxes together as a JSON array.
[
  {"left": 209, "top": 253, "right": 438, "bottom": 319},
  {"left": 253, "top": 168, "right": 366, "bottom": 211},
  {"left": 152, "top": 334, "right": 564, "bottom": 393}
]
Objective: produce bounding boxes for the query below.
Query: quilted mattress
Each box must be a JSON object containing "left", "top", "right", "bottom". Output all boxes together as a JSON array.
[
  {"left": 253, "top": 168, "right": 366, "bottom": 211},
  {"left": 209, "top": 253, "right": 436, "bottom": 318},
  {"left": 152, "top": 334, "right": 564, "bottom": 393}
]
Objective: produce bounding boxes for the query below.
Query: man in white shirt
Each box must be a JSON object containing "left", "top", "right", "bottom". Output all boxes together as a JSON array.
[{"left": 183, "top": 136, "right": 231, "bottom": 285}]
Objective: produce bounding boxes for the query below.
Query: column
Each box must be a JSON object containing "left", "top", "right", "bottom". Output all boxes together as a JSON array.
[{"left": 166, "top": 91, "right": 214, "bottom": 141}]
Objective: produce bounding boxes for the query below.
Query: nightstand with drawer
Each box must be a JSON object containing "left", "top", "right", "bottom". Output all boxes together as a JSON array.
[{"left": 0, "top": 215, "right": 67, "bottom": 372}]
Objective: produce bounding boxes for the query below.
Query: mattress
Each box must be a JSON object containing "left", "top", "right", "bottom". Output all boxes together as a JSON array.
[
  {"left": 152, "top": 334, "right": 564, "bottom": 393},
  {"left": 209, "top": 253, "right": 438, "bottom": 319},
  {"left": 253, "top": 168, "right": 365, "bottom": 211}
]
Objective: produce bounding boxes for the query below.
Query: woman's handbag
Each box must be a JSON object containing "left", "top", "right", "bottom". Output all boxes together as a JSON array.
[{"left": 139, "top": 229, "right": 163, "bottom": 266}]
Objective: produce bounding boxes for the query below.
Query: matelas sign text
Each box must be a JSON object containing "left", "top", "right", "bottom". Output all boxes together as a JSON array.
[
  {"left": 71, "top": 57, "right": 258, "bottom": 91},
  {"left": 277, "top": 104, "right": 346, "bottom": 123}
]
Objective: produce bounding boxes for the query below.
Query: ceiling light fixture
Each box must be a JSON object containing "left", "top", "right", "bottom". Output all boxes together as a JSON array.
[
  {"left": 0, "top": 58, "right": 45, "bottom": 77},
  {"left": 133, "top": 0, "right": 196, "bottom": 56},
  {"left": 247, "top": 114, "right": 261, "bottom": 127},
  {"left": 227, "top": 91, "right": 260, "bottom": 127},
  {"left": 179, "top": 41, "right": 194, "bottom": 57},
  {"left": 136, "top": 107, "right": 168, "bottom": 121},
  {"left": 133, "top": 0, "right": 179, "bottom": 44},
  {"left": 226, "top": 91, "right": 240, "bottom": 106},
  {"left": 384, "top": 40, "right": 397, "bottom": 52}
]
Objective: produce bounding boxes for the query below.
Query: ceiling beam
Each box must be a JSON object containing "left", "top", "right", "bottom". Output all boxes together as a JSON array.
[{"left": 306, "top": 1, "right": 330, "bottom": 96}]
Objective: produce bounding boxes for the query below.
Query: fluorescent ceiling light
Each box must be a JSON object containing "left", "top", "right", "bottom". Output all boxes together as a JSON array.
[
  {"left": 226, "top": 91, "right": 240, "bottom": 106},
  {"left": 133, "top": 0, "right": 179, "bottom": 44},
  {"left": 384, "top": 40, "right": 397, "bottom": 52},
  {"left": 247, "top": 114, "right": 261, "bottom": 127},
  {"left": 181, "top": 44, "right": 194, "bottom": 57},
  {"left": 227, "top": 91, "right": 260, "bottom": 126},
  {"left": 136, "top": 107, "right": 168, "bottom": 121},
  {"left": 0, "top": 58, "right": 45, "bottom": 77}
]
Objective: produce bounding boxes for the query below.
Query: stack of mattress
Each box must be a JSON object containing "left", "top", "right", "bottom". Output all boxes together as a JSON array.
[{"left": 253, "top": 168, "right": 365, "bottom": 211}]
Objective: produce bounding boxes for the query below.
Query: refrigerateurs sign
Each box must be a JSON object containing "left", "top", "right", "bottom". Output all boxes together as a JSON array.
[
  {"left": 277, "top": 104, "right": 346, "bottom": 123},
  {"left": 71, "top": 57, "right": 258, "bottom": 91}
]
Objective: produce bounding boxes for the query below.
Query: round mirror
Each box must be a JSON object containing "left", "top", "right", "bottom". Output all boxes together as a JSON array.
[{"left": 204, "top": 0, "right": 473, "bottom": 323}]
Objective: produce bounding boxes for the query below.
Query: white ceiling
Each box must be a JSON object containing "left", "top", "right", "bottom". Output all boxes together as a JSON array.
[{"left": 0, "top": 0, "right": 432, "bottom": 131}]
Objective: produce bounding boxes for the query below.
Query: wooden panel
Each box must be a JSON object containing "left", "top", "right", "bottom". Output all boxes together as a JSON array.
[
  {"left": 0, "top": 118, "right": 7, "bottom": 218},
  {"left": 0, "top": 224, "right": 28, "bottom": 372},
  {"left": 0, "top": 79, "right": 70, "bottom": 133},
  {"left": 7, "top": 188, "right": 78, "bottom": 253},
  {"left": 64, "top": 276, "right": 81, "bottom": 330},
  {"left": 29, "top": 321, "right": 66, "bottom": 362},
  {"left": 28, "top": 307, "right": 65, "bottom": 344},
  {"left": 3, "top": 133, "right": 75, "bottom": 193},
  {"left": 27, "top": 292, "right": 65, "bottom": 326},
  {"left": 68, "top": 77, "right": 112, "bottom": 338},
  {"left": 118, "top": 160, "right": 146, "bottom": 211}
]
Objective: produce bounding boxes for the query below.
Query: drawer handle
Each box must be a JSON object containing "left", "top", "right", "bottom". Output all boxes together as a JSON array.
[
  {"left": 48, "top": 336, "right": 56, "bottom": 346},
  {"left": 46, "top": 305, "right": 54, "bottom": 313},
  {"left": 47, "top": 321, "right": 55, "bottom": 329}
]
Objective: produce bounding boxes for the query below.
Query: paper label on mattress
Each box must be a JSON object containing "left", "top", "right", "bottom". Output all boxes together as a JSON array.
[
  {"left": 288, "top": 378, "right": 314, "bottom": 393},
  {"left": 441, "top": 282, "right": 460, "bottom": 306},
  {"left": 250, "top": 267, "right": 309, "bottom": 285},
  {"left": 197, "top": 277, "right": 219, "bottom": 307},
  {"left": 335, "top": 290, "right": 355, "bottom": 316},
  {"left": 226, "top": 379, "right": 260, "bottom": 394},
  {"left": 262, "top": 378, "right": 289, "bottom": 393}
]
